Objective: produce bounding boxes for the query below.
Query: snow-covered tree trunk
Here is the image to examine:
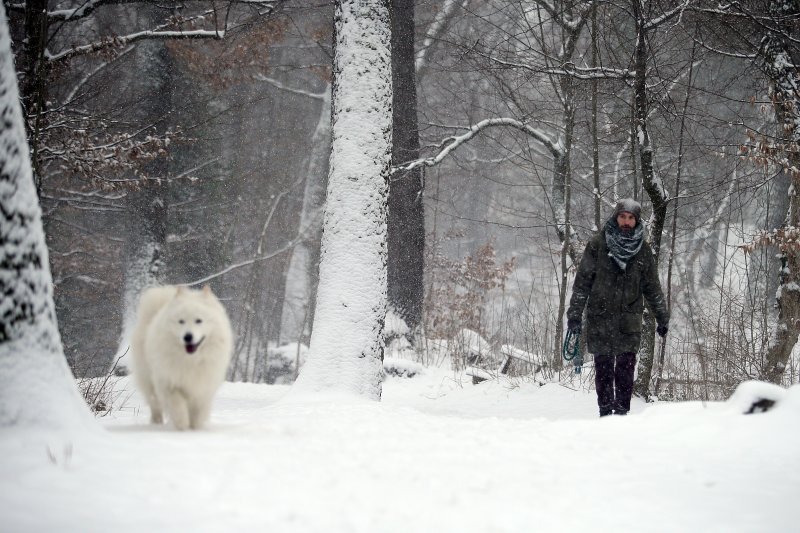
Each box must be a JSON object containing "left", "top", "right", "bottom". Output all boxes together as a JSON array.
[
  {"left": 761, "top": 0, "right": 800, "bottom": 384},
  {"left": 292, "top": 0, "right": 391, "bottom": 400},
  {"left": 0, "top": 5, "right": 90, "bottom": 428}
]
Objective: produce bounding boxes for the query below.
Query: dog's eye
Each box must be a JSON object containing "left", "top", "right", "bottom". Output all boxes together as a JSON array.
[
  {"left": 195, "top": 319, "right": 202, "bottom": 324},
  {"left": 179, "top": 319, "right": 185, "bottom": 325}
]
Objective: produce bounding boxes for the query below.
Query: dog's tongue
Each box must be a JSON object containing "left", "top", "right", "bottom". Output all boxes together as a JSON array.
[{"left": 185, "top": 343, "right": 198, "bottom": 354}]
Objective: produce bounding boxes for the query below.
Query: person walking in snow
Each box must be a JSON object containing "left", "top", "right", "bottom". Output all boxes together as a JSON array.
[{"left": 566, "top": 199, "right": 670, "bottom": 417}]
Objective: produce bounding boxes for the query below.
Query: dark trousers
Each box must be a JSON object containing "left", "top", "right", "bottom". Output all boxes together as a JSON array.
[{"left": 594, "top": 352, "right": 637, "bottom": 415}]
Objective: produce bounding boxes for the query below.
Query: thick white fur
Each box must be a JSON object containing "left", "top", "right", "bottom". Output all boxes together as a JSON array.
[{"left": 131, "top": 285, "right": 233, "bottom": 430}]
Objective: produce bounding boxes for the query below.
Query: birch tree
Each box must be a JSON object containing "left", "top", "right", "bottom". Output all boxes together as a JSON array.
[
  {"left": 0, "top": 4, "right": 90, "bottom": 428},
  {"left": 292, "top": 0, "right": 392, "bottom": 400}
]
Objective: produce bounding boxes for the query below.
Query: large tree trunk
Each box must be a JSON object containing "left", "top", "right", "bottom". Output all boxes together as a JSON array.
[
  {"left": 389, "top": 0, "right": 425, "bottom": 336},
  {"left": 761, "top": 0, "right": 800, "bottom": 384},
  {"left": 292, "top": 0, "right": 392, "bottom": 400},
  {"left": 0, "top": 5, "right": 90, "bottom": 428}
]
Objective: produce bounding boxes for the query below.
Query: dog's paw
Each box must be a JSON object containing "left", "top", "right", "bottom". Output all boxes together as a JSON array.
[{"left": 172, "top": 418, "right": 190, "bottom": 431}]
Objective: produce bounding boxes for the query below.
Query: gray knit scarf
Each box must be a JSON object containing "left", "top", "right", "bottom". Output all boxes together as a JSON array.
[{"left": 604, "top": 217, "right": 644, "bottom": 271}]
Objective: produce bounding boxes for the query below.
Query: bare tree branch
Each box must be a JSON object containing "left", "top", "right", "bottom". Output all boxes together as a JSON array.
[
  {"left": 393, "top": 117, "right": 562, "bottom": 173},
  {"left": 36, "top": 0, "right": 282, "bottom": 22},
  {"left": 47, "top": 29, "right": 226, "bottom": 63}
]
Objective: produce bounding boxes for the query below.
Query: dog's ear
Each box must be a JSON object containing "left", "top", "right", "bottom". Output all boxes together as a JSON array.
[
  {"left": 202, "top": 284, "right": 213, "bottom": 297},
  {"left": 176, "top": 285, "right": 187, "bottom": 296}
]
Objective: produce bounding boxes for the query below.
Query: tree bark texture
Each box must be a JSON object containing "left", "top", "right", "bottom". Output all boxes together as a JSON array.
[
  {"left": 0, "top": 4, "right": 89, "bottom": 428},
  {"left": 293, "top": 0, "right": 392, "bottom": 400},
  {"left": 389, "top": 0, "right": 425, "bottom": 334},
  {"left": 17, "top": 0, "right": 48, "bottom": 186}
]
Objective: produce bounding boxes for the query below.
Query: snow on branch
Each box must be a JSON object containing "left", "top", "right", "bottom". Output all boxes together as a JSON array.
[
  {"left": 63, "top": 46, "right": 135, "bottom": 104},
  {"left": 689, "top": 37, "right": 757, "bottom": 59},
  {"left": 545, "top": 64, "right": 634, "bottom": 80},
  {"left": 253, "top": 74, "right": 326, "bottom": 100},
  {"left": 643, "top": 0, "right": 692, "bottom": 30},
  {"left": 476, "top": 49, "right": 631, "bottom": 81},
  {"left": 47, "top": 29, "right": 226, "bottom": 63},
  {"left": 188, "top": 238, "right": 300, "bottom": 285},
  {"left": 39, "top": 1, "right": 282, "bottom": 22},
  {"left": 46, "top": 1, "right": 139, "bottom": 21},
  {"left": 393, "top": 118, "right": 562, "bottom": 174}
]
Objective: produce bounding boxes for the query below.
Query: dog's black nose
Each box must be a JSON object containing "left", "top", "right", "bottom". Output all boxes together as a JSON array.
[{"left": 183, "top": 333, "right": 193, "bottom": 344}]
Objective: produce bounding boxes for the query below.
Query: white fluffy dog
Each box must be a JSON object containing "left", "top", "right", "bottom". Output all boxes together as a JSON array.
[{"left": 131, "top": 285, "right": 233, "bottom": 430}]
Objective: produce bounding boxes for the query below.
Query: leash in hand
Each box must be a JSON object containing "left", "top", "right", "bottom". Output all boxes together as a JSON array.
[{"left": 563, "top": 328, "right": 583, "bottom": 374}]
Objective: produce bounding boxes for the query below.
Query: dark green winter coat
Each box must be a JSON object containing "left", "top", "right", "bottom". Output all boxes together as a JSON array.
[{"left": 567, "top": 231, "right": 669, "bottom": 356}]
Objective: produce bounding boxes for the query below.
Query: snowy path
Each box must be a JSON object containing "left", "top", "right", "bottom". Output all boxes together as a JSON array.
[{"left": 1, "top": 370, "right": 798, "bottom": 532}]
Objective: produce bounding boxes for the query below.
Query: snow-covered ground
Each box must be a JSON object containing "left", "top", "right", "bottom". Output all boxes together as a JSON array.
[{"left": 1, "top": 367, "right": 798, "bottom": 532}]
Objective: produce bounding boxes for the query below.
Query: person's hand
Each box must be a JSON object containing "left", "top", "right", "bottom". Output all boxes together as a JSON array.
[
  {"left": 567, "top": 318, "right": 581, "bottom": 333},
  {"left": 656, "top": 323, "right": 668, "bottom": 338}
]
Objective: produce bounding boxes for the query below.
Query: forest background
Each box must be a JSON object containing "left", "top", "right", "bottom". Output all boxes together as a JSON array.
[{"left": 7, "top": 0, "right": 800, "bottom": 404}]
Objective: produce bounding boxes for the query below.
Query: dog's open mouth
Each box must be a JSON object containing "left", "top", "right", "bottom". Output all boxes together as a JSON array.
[{"left": 184, "top": 337, "right": 205, "bottom": 354}]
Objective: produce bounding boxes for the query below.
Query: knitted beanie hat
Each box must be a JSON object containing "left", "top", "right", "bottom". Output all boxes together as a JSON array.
[{"left": 613, "top": 198, "right": 642, "bottom": 223}]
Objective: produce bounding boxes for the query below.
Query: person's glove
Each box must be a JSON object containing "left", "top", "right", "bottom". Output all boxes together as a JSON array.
[
  {"left": 656, "top": 323, "right": 669, "bottom": 338},
  {"left": 567, "top": 318, "right": 581, "bottom": 334}
]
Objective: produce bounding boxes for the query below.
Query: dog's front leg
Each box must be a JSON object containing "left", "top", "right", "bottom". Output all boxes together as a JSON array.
[
  {"left": 188, "top": 397, "right": 212, "bottom": 430},
  {"left": 149, "top": 395, "right": 164, "bottom": 425},
  {"left": 165, "top": 388, "right": 190, "bottom": 430}
]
